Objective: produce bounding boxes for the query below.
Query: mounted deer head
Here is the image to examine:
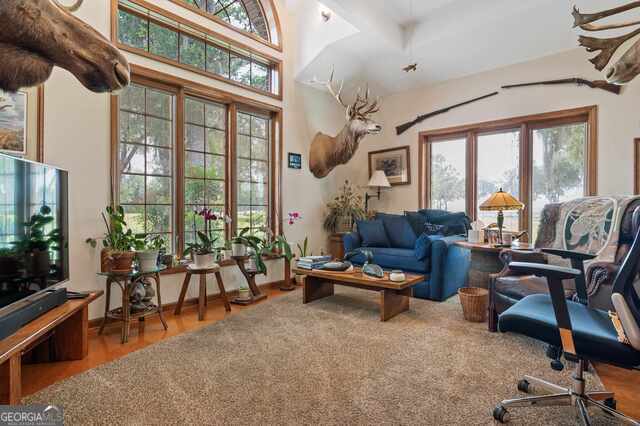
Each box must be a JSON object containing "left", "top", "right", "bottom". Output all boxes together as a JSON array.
[
  {"left": 309, "top": 72, "right": 382, "bottom": 179},
  {"left": 574, "top": 2, "right": 640, "bottom": 84},
  {"left": 0, "top": 0, "right": 130, "bottom": 93}
]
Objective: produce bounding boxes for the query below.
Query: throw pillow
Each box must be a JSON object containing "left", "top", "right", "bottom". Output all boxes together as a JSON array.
[
  {"left": 429, "top": 212, "right": 471, "bottom": 236},
  {"left": 424, "top": 223, "right": 446, "bottom": 235},
  {"left": 414, "top": 224, "right": 447, "bottom": 260},
  {"left": 356, "top": 220, "right": 390, "bottom": 248},
  {"left": 376, "top": 213, "right": 417, "bottom": 249},
  {"left": 405, "top": 211, "right": 428, "bottom": 236}
]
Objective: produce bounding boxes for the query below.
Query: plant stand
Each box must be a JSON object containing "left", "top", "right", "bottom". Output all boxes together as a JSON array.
[
  {"left": 279, "top": 257, "right": 295, "bottom": 291},
  {"left": 98, "top": 267, "right": 168, "bottom": 344},
  {"left": 231, "top": 256, "right": 268, "bottom": 305},
  {"left": 174, "top": 264, "right": 230, "bottom": 321}
]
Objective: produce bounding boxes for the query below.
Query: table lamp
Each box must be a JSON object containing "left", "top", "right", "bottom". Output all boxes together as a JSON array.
[
  {"left": 479, "top": 188, "right": 524, "bottom": 247},
  {"left": 365, "top": 170, "right": 391, "bottom": 212}
]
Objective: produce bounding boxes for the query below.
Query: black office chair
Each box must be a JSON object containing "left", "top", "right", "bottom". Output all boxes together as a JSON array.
[{"left": 493, "top": 210, "right": 640, "bottom": 425}]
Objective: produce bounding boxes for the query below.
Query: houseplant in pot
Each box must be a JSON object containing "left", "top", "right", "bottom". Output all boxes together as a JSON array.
[
  {"left": 231, "top": 227, "right": 252, "bottom": 257},
  {"left": 136, "top": 235, "right": 164, "bottom": 273},
  {"left": 323, "top": 181, "right": 366, "bottom": 234},
  {"left": 12, "top": 205, "right": 62, "bottom": 277},
  {"left": 86, "top": 206, "right": 140, "bottom": 273},
  {"left": 184, "top": 208, "right": 220, "bottom": 269}
]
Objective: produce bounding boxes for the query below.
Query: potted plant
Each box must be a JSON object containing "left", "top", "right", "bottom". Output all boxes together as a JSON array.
[
  {"left": 237, "top": 283, "right": 251, "bottom": 301},
  {"left": 137, "top": 235, "right": 164, "bottom": 273},
  {"left": 86, "top": 206, "right": 140, "bottom": 273},
  {"left": 184, "top": 208, "right": 220, "bottom": 269},
  {"left": 219, "top": 240, "right": 233, "bottom": 261},
  {"left": 295, "top": 236, "right": 310, "bottom": 285},
  {"left": 12, "top": 205, "right": 62, "bottom": 277},
  {"left": 323, "top": 181, "right": 366, "bottom": 234},
  {"left": 231, "top": 227, "right": 252, "bottom": 257}
]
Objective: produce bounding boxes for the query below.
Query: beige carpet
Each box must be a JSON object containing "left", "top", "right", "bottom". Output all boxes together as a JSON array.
[{"left": 27, "top": 288, "right": 619, "bottom": 425}]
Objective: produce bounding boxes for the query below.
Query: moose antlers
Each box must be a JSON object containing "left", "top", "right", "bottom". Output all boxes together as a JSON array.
[
  {"left": 574, "top": 2, "right": 640, "bottom": 84},
  {"left": 314, "top": 70, "right": 380, "bottom": 120}
]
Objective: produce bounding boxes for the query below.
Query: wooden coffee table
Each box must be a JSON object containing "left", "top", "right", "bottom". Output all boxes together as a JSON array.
[{"left": 293, "top": 268, "right": 424, "bottom": 321}]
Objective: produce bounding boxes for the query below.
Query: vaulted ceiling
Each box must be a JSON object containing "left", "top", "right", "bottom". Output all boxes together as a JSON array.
[{"left": 290, "top": 0, "right": 637, "bottom": 96}]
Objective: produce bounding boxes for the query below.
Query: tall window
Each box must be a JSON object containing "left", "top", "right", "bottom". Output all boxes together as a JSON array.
[
  {"left": 181, "top": 0, "right": 270, "bottom": 41},
  {"left": 430, "top": 137, "right": 466, "bottom": 212},
  {"left": 422, "top": 107, "right": 596, "bottom": 238},
  {"left": 184, "top": 97, "right": 227, "bottom": 245},
  {"left": 477, "top": 130, "right": 520, "bottom": 230},
  {"left": 116, "top": 1, "right": 277, "bottom": 96},
  {"left": 531, "top": 122, "right": 587, "bottom": 240},
  {"left": 236, "top": 111, "right": 270, "bottom": 238},
  {"left": 118, "top": 83, "right": 175, "bottom": 249}
]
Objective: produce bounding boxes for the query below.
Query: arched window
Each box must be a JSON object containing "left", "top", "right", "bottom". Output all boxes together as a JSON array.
[{"left": 185, "top": 0, "right": 271, "bottom": 41}]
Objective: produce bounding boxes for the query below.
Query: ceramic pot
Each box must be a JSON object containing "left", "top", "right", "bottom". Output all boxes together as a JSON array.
[
  {"left": 193, "top": 253, "right": 215, "bottom": 269},
  {"left": 109, "top": 251, "right": 135, "bottom": 273},
  {"left": 222, "top": 250, "right": 233, "bottom": 261},
  {"left": 246, "top": 256, "right": 257, "bottom": 272},
  {"left": 238, "top": 287, "right": 251, "bottom": 301},
  {"left": 136, "top": 249, "right": 159, "bottom": 273},
  {"left": 231, "top": 243, "right": 247, "bottom": 257}
]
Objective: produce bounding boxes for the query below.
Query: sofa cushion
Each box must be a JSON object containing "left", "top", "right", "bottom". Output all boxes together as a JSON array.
[
  {"left": 356, "top": 220, "right": 390, "bottom": 248},
  {"left": 405, "top": 211, "right": 428, "bottom": 236},
  {"left": 376, "top": 213, "right": 417, "bottom": 249},
  {"left": 429, "top": 212, "right": 471, "bottom": 236},
  {"left": 350, "top": 247, "right": 429, "bottom": 273},
  {"left": 418, "top": 209, "right": 451, "bottom": 222}
]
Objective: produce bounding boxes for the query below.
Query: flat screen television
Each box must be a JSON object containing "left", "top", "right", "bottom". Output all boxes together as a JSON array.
[{"left": 0, "top": 154, "right": 69, "bottom": 320}]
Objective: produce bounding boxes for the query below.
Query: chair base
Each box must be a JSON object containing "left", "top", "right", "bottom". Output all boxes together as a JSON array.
[{"left": 493, "top": 360, "right": 640, "bottom": 425}]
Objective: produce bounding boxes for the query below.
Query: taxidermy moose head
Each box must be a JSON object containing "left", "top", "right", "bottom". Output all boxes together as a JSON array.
[
  {"left": 309, "top": 73, "right": 382, "bottom": 179},
  {"left": 574, "top": 2, "right": 640, "bottom": 85},
  {"left": 0, "top": 0, "right": 130, "bottom": 93}
]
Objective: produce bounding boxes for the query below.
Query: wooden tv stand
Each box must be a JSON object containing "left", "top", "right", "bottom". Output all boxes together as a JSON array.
[{"left": 0, "top": 291, "right": 102, "bottom": 404}]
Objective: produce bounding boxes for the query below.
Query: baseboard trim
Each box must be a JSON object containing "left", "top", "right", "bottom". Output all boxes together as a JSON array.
[{"left": 89, "top": 279, "right": 295, "bottom": 330}]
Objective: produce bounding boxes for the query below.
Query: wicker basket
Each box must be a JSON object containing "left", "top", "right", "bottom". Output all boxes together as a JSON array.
[{"left": 458, "top": 287, "right": 489, "bottom": 323}]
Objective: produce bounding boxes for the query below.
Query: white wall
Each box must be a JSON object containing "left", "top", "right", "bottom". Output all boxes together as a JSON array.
[
  {"left": 332, "top": 48, "right": 640, "bottom": 214},
  {"left": 40, "top": 0, "right": 340, "bottom": 320}
]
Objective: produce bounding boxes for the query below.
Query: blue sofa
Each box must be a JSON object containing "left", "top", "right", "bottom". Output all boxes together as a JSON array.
[{"left": 343, "top": 210, "right": 471, "bottom": 301}]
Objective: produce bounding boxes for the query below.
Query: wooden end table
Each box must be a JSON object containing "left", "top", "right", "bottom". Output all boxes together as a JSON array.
[
  {"left": 453, "top": 241, "right": 534, "bottom": 289},
  {"left": 98, "top": 266, "right": 168, "bottom": 344},
  {"left": 174, "top": 264, "right": 231, "bottom": 321},
  {"left": 294, "top": 267, "right": 424, "bottom": 321},
  {"left": 230, "top": 256, "right": 268, "bottom": 305}
]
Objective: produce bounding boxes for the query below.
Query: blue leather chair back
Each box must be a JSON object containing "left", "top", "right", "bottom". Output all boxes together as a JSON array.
[{"left": 612, "top": 208, "right": 640, "bottom": 325}]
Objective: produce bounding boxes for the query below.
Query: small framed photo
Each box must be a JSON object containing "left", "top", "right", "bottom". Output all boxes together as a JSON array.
[
  {"left": 288, "top": 152, "right": 302, "bottom": 169},
  {"left": 0, "top": 90, "right": 27, "bottom": 156},
  {"left": 368, "top": 146, "right": 411, "bottom": 186}
]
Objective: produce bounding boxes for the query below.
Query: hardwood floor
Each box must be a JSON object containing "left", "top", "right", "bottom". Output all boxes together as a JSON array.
[
  {"left": 21, "top": 289, "right": 639, "bottom": 420},
  {"left": 22, "top": 285, "right": 292, "bottom": 398}
]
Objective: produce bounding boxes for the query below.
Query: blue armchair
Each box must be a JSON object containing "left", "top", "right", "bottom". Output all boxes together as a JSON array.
[{"left": 343, "top": 211, "right": 471, "bottom": 301}]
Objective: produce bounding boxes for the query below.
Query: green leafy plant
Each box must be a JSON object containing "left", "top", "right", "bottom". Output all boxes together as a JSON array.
[
  {"left": 270, "top": 235, "right": 293, "bottom": 262},
  {"left": 323, "top": 181, "right": 365, "bottom": 233},
  {"left": 144, "top": 235, "right": 166, "bottom": 251},
  {"left": 12, "top": 205, "right": 62, "bottom": 254},
  {"left": 184, "top": 208, "right": 220, "bottom": 256},
  {"left": 85, "top": 206, "right": 144, "bottom": 252},
  {"left": 297, "top": 237, "right": 310, "bottom": 258}
]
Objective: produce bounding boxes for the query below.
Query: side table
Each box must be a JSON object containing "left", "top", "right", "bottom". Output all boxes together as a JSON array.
[
  {"left": 175, "top": 264, "right": 231, "bottom": 321},
  {"left": 231, "top": 256, "right": 268, "bottom": 305},
  {"left": 98, "top": 266, "right": 168, "bottom": 344}
]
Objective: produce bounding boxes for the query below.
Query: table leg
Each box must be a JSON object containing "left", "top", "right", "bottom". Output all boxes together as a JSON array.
[
  {"left": 0, "top": 354, "right": 21, "bottom": 405},
  {"left": 121, "top": 281, "right": 130, "bottom": 344},
  {"left": 174, "top": 272, "right": 191, "bottom": 315},
  {"left": 98, "top": 278, "right": 112, "bottom": 335},
  {"left": 198, "top": 274, "right": 206, "bottom": 321},
  {"left": 380, "top": 288, "right": 411, "bottom": 321},
  {"left": 152, "top": 273, "right": 168, "bottom": 330},
  {"left": 215, "top": 271, "right": 231, "bottom": 312},
  {"left": 303, "top": 276, "right": 334, "bottom": 304}
]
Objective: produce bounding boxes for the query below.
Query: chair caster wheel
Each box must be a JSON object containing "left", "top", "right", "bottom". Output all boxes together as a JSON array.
[
  {"left": 604, "top": 398, "right": 617, "bottom": 410},
  {"left": 550, "top": 359, "right": 564, "bottom": 371},
  {"left": 493, "top": 405, "right": 511, "bottom": 423},
  {"left": 517, "top": 379, "right": 530, "bottom": 394}
]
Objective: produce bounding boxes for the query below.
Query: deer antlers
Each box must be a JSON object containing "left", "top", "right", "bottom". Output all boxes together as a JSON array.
[
  {"left": 574, "top": 2, "right": 640, "bottom": 84},
  {"left": 52, "top": 0, "right": 84, "bottom": 12},
  {"left": 313, "top": 71, "right": 380, "bottom": 120}
]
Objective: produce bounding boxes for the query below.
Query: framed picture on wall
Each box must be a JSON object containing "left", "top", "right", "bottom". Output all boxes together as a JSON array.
[
  {"left": 0, "top": 90, "right": 27, "bottom": 156},
  {"left": 368, "top": 146, "right": 411, "bottom": 186}
]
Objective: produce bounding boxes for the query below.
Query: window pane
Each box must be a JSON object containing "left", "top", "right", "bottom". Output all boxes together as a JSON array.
[
  {"left": 206, "top": 154, "right": 225, "bottom": 180},
  {"left": 120, "top": 112, "right": 144, "bottom": 144},
  {"left": 207, "top": 129, "right": 226, "bottom": 155},
  {"left": 147, "top": 89, "right": 172, "bottom": 119},
  {"left": 120, "top": 174, "right": 145, "bottom": 204},
  {"left": 119, "top": 143, "right": 145, "bottom": 174},
  {"left": 185, "top": 98, "right": 204, "bottom": 125},
  {"left": 251, "top": 137, "right": 268, "bottom": 161},
  {"left": 146, "top": 146, "right": 172, "bottom": 176},
  {"left": 146, "top": 176, "right": 172, "bottom": 204},
  {"left": 206, "top": 181, "right": 225, "bottom": 205},
  {"left": 186, "top": 124, "right": 205, "bottom": 152},
  {"left": 146, "top": 117, "right": 172, "bottom": 147},
  {"left": 531, "top": 123, "right": 587, "bottom": 240},
  {"left": 430, "top": 138, "right": 466, "bottom": 212},
  {"left": 230, "top": 55, "right": 251, "bottom": 85},
  {"left": 122, "top": 205, "right": 145, "bottom": 234},
  {"left": 251, "top": 160, "right": 268, "bottom": 183},
  {"left": 251, "top": 62, "right": 269, "bottom": 91},
  {"left": 225, "top": 2, "right": 253, "bottom": 32},
  {"left": 118, "top": 10, "right": 148, "bottom": 50},
  {"left": 185, "top": 179, "right": 205, "bottom": 204},
  {"left": 120, "top": 84, "right": 145, "bottom": 112},
  {"left": 180, "top": 34, "right": 206, "bottom": 69},
  {"left": 206, "top": 44, "right": 230, "bottom": 78},
  {"left": 206, "top": 104, "right": 226, "bottom": 130},
  {"left": 477, "top": 130, "right": 520, "bottom": 231},
  {"left": 237, "top": 135, "right": 250, "bottom": 158},
  {"left": 185, "top": 151, "right": 205, "bottom": 178},
  {"left": 149, "top": 22, "right": 178, "bottom": 61}
]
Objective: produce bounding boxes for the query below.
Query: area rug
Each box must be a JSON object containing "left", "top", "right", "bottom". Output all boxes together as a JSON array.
[{"left": 27, "top": 288, "right": 618, "bottom": 425}]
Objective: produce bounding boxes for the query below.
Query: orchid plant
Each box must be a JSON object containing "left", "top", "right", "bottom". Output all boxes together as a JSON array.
[{"left": 184, "top": 208, "right": 221, "bottom": 257}]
